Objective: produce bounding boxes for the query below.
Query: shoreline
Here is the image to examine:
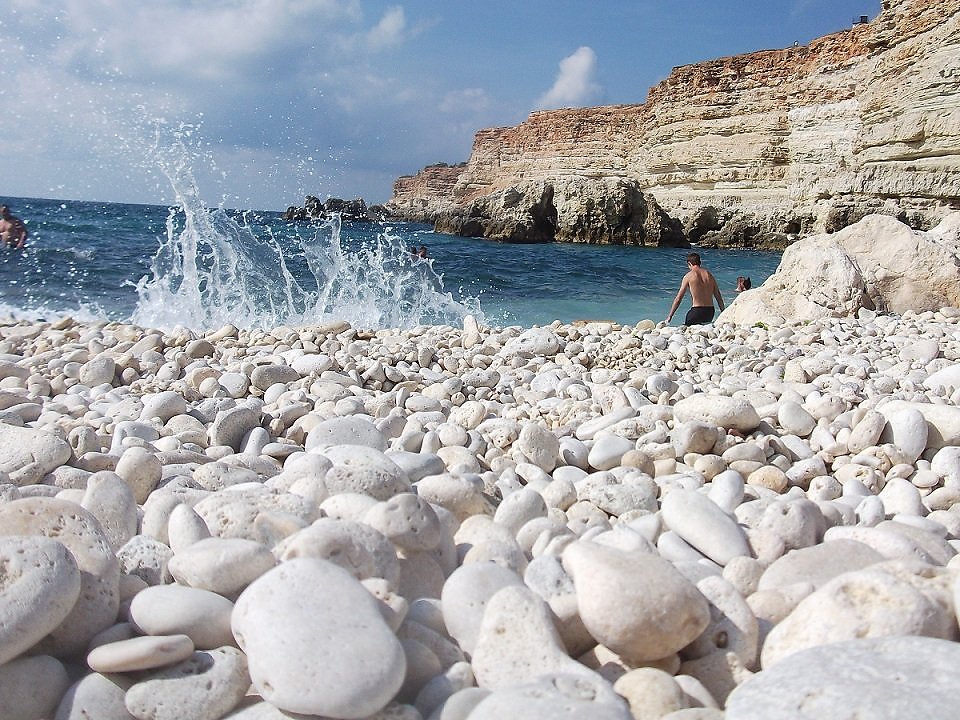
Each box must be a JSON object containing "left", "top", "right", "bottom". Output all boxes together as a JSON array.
[{"left": 2, "top": 309, "right": 960, "bottom": 717}]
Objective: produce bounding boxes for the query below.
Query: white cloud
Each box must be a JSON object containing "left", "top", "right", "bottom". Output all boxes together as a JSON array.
[
  {"left": 439, "top": 88, "right": 491, "bottom": 114},
  {"left": 366, "top": 6, "right": 408, "bottom": 51},
  {"left": 534, "top": 46, "right": 603, "bottom": 110}
]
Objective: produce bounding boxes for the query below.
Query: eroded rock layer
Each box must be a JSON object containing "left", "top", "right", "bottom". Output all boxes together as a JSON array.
[{"left": 389, "top": 0, "right": 960, "bottom": 246}]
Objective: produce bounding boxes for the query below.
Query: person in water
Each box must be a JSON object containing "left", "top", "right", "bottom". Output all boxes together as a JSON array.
[
  {"left": 417, "top": 245, "right": 428, "bottom": 258},
  {"left": 736, "top": 276, "right": 752, "bottom": 292},
  {"left": 0, "top": 205, "right": 28, "bottom": 249},
  {"left": 666, "top": 252, "right": 725, "bottom": 325}
]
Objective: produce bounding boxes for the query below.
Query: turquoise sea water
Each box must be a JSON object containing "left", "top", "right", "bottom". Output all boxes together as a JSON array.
[{"left": 0, "top": 195, "right": 782, "bottom": 332}]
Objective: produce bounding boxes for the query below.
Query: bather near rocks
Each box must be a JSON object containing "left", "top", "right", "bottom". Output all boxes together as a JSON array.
[{"left": 720, "top": 212, "right": 960, "bottom": 326}]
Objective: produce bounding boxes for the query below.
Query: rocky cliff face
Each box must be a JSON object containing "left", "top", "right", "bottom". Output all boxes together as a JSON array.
[{"left": 389, "top": 0, "right": 960, "bottom": 247}]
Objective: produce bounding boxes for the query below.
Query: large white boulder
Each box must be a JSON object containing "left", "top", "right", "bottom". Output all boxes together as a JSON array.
[{"left": 719, "top": 213, "right": 960, "bottom": 325}]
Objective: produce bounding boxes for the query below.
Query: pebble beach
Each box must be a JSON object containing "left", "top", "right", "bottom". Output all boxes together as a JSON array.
[{"left": 3, "top": 307, "right": 960, "bottom": 720}]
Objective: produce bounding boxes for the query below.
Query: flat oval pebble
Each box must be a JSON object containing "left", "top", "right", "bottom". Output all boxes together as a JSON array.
[
  {"left": 467, "top": 672, "right": 631, "bottom": 720},
  {"left": 660, "top": 488, "right": 751, "bottom": 566},
  {"left": 128, "top": 584, "right": 236, "bottom": 649},
  {"left": 232, "top": 557, "right": 406, "bottom": 717},
  {"left": 87, "top": 634, "right": 195, "bottom": 673}
]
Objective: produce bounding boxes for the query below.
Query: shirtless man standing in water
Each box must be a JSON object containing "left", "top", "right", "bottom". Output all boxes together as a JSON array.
[
  {"left": 0, "top": 205, "right": 28, "bottom": 249},
  {"left": 666, "top": 252, "right": 725, "bottom": 325}
]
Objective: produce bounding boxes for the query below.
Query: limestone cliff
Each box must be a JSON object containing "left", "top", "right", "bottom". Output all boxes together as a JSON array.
[{"left": 388, "top": 0, "right": 960, "bottom": 247}]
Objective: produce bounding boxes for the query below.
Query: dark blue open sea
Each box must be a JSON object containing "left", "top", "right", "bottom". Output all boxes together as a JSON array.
[{"left": 0, "top": 195, "right": 781, "bottom": 332}]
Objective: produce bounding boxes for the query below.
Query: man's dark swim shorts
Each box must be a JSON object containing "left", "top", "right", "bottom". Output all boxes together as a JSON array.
[{"left": 684, "top": 306, "right": 715, "bottom": 325}]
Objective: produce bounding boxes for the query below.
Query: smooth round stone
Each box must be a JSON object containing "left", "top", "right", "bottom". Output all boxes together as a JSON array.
[
  {"left": 613, "top": 667, "right": 688, "bottom": 719},
  {"left": 55, "top": 672, "right": 132, "bottom": 720},
  {"left": 306, "top": 416, "right": 388, "bottom": 451},
  {"left": 250, "top": 363, "right": 299, "bottom": 390},
  {"left": 502, "top": 328, "right": 561, "bottom": 356},
  {"left": 80, "top": 356, "right": 116, "bottom": 386},
  {"left": 0, "top": 497, "right": 120, "bottom": 656},
  {"left": 727, "top": 637, "right": 960, "bottom": 720},
  {"left": 878, "top": 477, "right": 924, "bottom": 516},
  {"left": 587, "top": 434, "right": 636, "bottom": 472},
  {"left": 561, "top": 539, "right": 710, "bottom": 663},
  {"left": 684, "top": 575, "right": 759, "bottom": 668},
  {"left": 777, "top": 401, "right": 816, "bottom": 437},
  {"left": 168, "top": 537, "right": 276, "bottom": 597},
  {"left": 467, "top": 672, "right": 631, "bottom": 720},
  {"left": 930, "top": 445, "right": 960, "bottom": 484},
  {"left": 761, "top": 560, "right": 956, "bottom": 669},
  {"left": 124, "top": 647, "right": 249, "bottom": 720},
  {"left": 87, "top": 634, "right": 195, "bottom": 673},
  {"left": 364, "top": 493, "right": 442, "bottom": 553},
  {"left": 846, "top": 410, "right": 887, "bottom": 454},
  {"left": 660, "top": 489, "right": 750, "bottom": 566},
  {"left": 415, "top": 473, "right": 494, "bottom": 522},
  {"left": 515, "top": 423, "right": 560, "bottom": 472},
  {"left": 277, "top": 517, "right": 400, "bottom": 586},
  {"left": 167, "top": 502, "right": 212, "bottom": 553},
  {"left": 140, "top": 391, "right": 188, "bottom": 422},
  {"left": 493, "top": 487, "right": 547, "bottom": 536},
  {"left": 440, "top": 562, "right": 524, "bottom": 655},
  {"left": 114, "top": 446, "right": 163, "bottom": 503},
  {"left": 0, "top": 536, "right": 81, "bottom": 665},
  {"left": 758, "top": 539, "right": 884, "bottom": 592},
  {"left": 0, "top": 423, "right": 72, "bottom": 485},
  {"left": 291, "top": 353, "right": 333, "bottom": 375},
  {"left": 0, "top": 654, "right": 70, "bottom": 720},
  {"left": 81, "top": 471, "right": 138, "bottom": 551},
  {"left": 708, "top": 470, "right": 745, "bottom": 513},
  {"left": 471, "top": 585, "right": 600, "bottom": 689},
  {"left": 232, "top": 558, "right": 406, "bottom": 717},
  {"left": 208, "top": 406, "right": 262, "bottom": 452},
  {"left": 674, "top": 394, "right": 761, "bottom": 432},
  {"left": 128, "top": 584, "right": 236, "bottom": 649},
  {"left": 322, "top": 445, "right": 412, "bottom": 500},
  {"left": 877, "top": 400, "right": 960, "bottom": 451},
  {"left": 673, "top": 421, "right": 721, "bottom": 456}
]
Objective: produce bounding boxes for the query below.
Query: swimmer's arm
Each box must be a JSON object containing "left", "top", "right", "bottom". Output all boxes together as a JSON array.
[{"left": 666, "top": 277, "right": 689, "bottom": 323}]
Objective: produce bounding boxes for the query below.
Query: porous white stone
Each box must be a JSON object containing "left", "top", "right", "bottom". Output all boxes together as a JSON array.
[
  {"left": 761, "top": 560, "right": 956, "bottom": 668},
  {"left": 674, "top": 395, "right": 761, "bottom": 432},
  {"left": 727, "top": 636, "right": 960, "bottom": 720},
  {"left": 0, "top": 536, "right": 81, "bottom": 665},
  {"left": 123, "top": 647, "right": 249, "bottom": 720},
  {"left": 470, "top": 585, "right": 601, "bottom": 689},
  {"left": 0, "top": 497, "right": 120, "bottom": 656}
]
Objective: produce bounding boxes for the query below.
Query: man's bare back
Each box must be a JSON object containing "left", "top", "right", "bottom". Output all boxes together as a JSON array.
[{"left": 666, "top": 252, "right": 724, "bottom": 325}]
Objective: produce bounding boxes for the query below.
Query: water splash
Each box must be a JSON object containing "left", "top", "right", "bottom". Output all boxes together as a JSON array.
[{"left": 131, "top": 120, "right": 481, "bottom": 332}]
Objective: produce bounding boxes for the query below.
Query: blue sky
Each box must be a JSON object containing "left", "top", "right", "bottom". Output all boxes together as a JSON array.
[{"left": 1, "top": 0, "right": 880, "bottom": 210}]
